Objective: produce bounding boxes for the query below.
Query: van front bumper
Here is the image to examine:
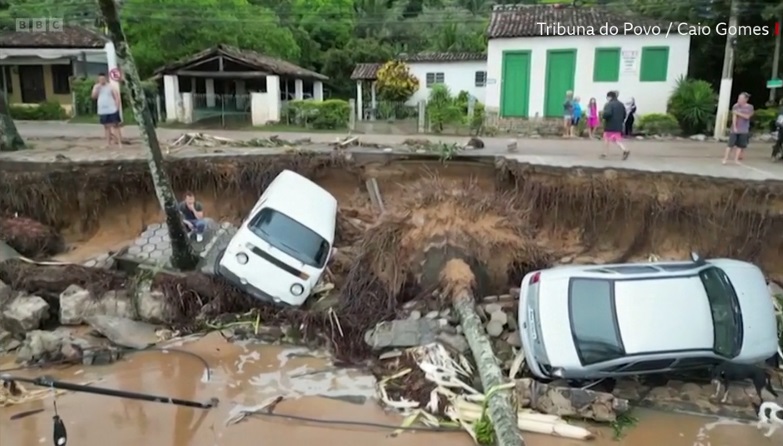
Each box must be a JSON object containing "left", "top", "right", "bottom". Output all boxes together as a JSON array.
[{"left": 218, "top": 264, "right": 292, "bottom": 306}]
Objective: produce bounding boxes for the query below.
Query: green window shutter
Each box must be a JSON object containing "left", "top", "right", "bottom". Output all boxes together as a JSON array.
[
  {"left": 593, "top": 48, "right": 620, "bottom": 82},
  {"left": 640, "top": 47, "right": 669, "bottom": 82}
]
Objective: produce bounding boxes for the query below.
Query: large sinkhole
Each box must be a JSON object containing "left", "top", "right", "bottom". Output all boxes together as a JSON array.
[{"left": 2, "top": 153, "right": 783, "bottom": 361}]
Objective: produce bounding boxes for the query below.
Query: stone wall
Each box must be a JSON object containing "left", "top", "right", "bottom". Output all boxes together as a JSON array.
[{"left": 484, "top": 112, "right": 564, "bottom": 136}]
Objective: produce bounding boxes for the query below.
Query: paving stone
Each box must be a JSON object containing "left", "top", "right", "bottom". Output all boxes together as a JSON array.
[
  {"left": 137, "top": 252, "right": 150, "bottom": 260},
  {"left": 149, "top": 235, "right": 162, "bottom": 245},
  {"left": 142, "top": 244, "right": 155, "bottom": 253},
  {"left": 128, "top": 246, "right": 142, "bottom": 255},
  {"left": 134, "top": 237, "right": 147, "bottom": 246},
  {"left": 147, "top": 223, "right": 163, "bottom": 231},
  {"left": 154, "top": 227, "right": 168, "bottom": 236}
]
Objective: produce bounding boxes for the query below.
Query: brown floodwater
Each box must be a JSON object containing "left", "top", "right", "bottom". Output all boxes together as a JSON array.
[{"left": 1, "top": 333, "right": 780, "bottom": 446}]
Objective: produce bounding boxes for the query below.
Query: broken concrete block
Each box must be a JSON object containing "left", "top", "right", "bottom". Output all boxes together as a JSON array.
[
  {"left": 486, "top": 320, "right": 504, "bottom": 337},
  {"left": 484, "top": 303, "right": 502, "bottom": 314},
  {"left": 86, "top": 315, "right": 159, "bottom": 350},
  {"left": 1, "top": 295, "right": 49, "bottom": 334},
  {"left": 364, "top": 319, "right": 438, "bottom": 350},
  {"left": 490, "top": 310, "right": 508, "bottom": 326},
  {"left": 136, "top": 288, "right": 172, "bottom": 324}
]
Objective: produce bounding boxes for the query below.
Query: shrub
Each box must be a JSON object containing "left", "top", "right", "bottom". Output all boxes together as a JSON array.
[
  {"left": 636, "top": 113, "right": 680, "bottom": 136},
  {"left": 426, "top": 85, "right": 462, "bottom": 133},
  {"left": 667, "top": 76, "right": 717, "bottom": 135},
  {"left": 282, "top": 99, "right": 350, "bottom": 130},
  {"left": 9, "top": 101, "right": 68, "bottom": 120},
  {"left": 375, "top": 60, "right": 418, "bottom": 103},
  {"left": 752, "top": 107, "right": 778, "bottom": 132}
]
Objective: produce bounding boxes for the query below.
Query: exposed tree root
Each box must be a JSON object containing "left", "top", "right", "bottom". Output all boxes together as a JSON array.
[{"left": 0, "top": 216, "right": 64, "bottom": 259}]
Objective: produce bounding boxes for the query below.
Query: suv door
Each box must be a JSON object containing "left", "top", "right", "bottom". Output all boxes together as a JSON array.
[
  {"left": 614, "top": 359, "right": 676, "bottom": 374},
  {"left": 672, "top": 357, "right": 721, "bottom": 370}
]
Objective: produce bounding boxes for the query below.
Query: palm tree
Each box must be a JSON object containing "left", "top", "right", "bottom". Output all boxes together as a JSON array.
[
  {"left": 96, "top": 0, "right": 199, "bottom": 270},
  {"left": 0, "top": 91, "right": 25, "bottom": 152}
]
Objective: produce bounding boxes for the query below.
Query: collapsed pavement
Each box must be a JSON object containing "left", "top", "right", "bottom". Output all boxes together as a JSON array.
[{"left": 2, "top": 148, "right": 783, "bottom": 440}]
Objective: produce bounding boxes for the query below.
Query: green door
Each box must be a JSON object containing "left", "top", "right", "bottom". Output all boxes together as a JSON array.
[
  {"left": 500, "top": 51, "right": 531, "bottom": 118},
  {"left": 544, "top": 50, "right": 576, "bottom": 118}
]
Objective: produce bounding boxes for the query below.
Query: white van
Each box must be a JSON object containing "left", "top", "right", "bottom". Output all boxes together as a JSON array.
[{"left": 217, "top": 170, "right": 337, "bottom": 307}]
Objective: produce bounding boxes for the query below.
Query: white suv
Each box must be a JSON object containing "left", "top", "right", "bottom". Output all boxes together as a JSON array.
[{"left": 518, "top": 253, "right": 778, "bottom": 380}]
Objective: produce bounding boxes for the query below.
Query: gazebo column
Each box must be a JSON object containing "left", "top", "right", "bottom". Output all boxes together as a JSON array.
[{"left": 356, "top": 81, "right": 363, "bottom": 122}]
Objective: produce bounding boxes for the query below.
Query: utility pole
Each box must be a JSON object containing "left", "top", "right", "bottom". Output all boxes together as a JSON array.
[
  {"left": 714, "top": 0, "right": 740, "bottom": 140},
  {"left": 96, "top": 0, "right": 199, "bottom": 270},
  {"left": 769, "top": 12, "right": 782, "bottom": 105}
]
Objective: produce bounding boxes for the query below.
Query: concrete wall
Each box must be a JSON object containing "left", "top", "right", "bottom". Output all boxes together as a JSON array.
[
  {"left": 486, "top": 33, "right": 691, "bottom": 117},
  {"left": 406, "top": 60, "right": 487, "bottom": 105}
]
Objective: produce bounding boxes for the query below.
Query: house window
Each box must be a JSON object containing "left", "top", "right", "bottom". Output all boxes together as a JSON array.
[
  {"left": 51, "top": 64, "right": 72, "bottom": 94},
  {"left": 1, "top": 66, "right": 11, "bottom": 93},
  {"left": 425, "top": 72, "right": 445, "bottom": 87},
  {"left": 640, "top": 47, "right": 669, "bottom": 82},
  {"left": 593, "top": 48, "right": 620, "bottom": 82},
  {"left": 474, "top": 71, "right": 486, "bottom": 87}
]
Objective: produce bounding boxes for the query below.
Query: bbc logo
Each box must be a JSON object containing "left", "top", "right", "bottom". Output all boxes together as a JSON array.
[{"left": 15, "top": 18, "right": 63, "bottom": 32}]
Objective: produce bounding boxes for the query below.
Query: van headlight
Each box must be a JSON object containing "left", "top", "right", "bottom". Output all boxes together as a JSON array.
[
  {"left": 290, "top": 284, "right": 304, "bottom": 296},
  {"left": 236, "top": 252, "right": 249, "bottom": 264}
]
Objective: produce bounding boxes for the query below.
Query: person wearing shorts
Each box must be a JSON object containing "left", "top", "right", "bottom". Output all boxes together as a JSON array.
[
  {"left": 563, "top": 90, "right": 573, "bottom": 137},
  {"left": 601, "top": 91, "right": 630, "bottom": 160},
  {"left": 723, "top": 92, "right": 754, "bottom": 165},
  {"left": 91, "top": 73, "right": 122, "bottom": 148}
]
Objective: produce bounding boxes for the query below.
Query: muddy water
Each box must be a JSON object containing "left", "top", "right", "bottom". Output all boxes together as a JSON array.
[{"left": 1, "top": 333, "right": 779, "bottom": 446}]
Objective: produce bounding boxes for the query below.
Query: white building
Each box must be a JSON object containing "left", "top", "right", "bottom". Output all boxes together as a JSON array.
[
  {"left": 154, "top": 45, "right": 327, "bottom": 124},
  {"left": 486, "top": 4, "right": 691, "bottom": 120},
  {"left": 351, "top": 52, "right": 487, "bottom": 121}
]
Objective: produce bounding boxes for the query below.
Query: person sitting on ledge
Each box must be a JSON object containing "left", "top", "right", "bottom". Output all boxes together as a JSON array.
[{"left": 179, "top": 191, "right": 206, "bottom": 242}]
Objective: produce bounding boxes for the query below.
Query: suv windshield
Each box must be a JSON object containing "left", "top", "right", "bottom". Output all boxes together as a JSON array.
[
  {"left": 699, "top": 267, "right": 742, "bottom": 358},
  {"left": 569, "top": 279, "right": 625, "bottom": 365},
  {"left": 248, "top": 208, "right": 330, "bottom": 268}
]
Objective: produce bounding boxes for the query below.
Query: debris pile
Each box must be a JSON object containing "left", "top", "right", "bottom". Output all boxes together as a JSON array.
[
  {"left": 168, "top": 132, "right": 313, "bottom": 150},
  {"left": 375, "top": 343, "right": 596, "bottom": 441}
]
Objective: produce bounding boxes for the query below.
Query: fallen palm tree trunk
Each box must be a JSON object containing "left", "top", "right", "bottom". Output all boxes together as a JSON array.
[
  {"left": 443, "top": 259, "right": 523, "bottom": 446},
  {"left": 515, "top": 378, "right": 629, "bottom": 422},
  {"left": 451, "top": 400, "right": 593, "bottom": 440}
]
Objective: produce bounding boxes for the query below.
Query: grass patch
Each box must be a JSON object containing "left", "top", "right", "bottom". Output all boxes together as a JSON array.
[{"left": 610, "top": 413, "right": 638, "bottom": 440}]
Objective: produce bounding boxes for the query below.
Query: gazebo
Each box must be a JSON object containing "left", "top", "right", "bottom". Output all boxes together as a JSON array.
[{"left": 349, "top": 63, "right": 380, "bottom": 121}]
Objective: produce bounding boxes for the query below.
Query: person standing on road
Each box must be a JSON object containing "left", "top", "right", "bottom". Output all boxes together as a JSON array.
[
  {"left": 91, "top": 73, "right": 122, "bottom": 148},
  {"left": 601, "top": 91, "right": 630, "bottom": 160},
  {"left": 563, "top": 91, "right": 574, "bottom": 137},
  {"left": 722, "top": 92, "right": 754, "bottom": 165},
  {"left": 571, "top": 97, "right": 582, "bottom": 137},
  {"left": 587, "top": 98, "right": 599, "bottom": 139},
  {"left": 623, "top": 98, "right": 637, "bottom": 136}
]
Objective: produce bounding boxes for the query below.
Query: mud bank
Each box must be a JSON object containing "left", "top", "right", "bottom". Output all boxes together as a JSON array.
[{"left": 2, "top": 153, "right": 783, "bottom": 276}]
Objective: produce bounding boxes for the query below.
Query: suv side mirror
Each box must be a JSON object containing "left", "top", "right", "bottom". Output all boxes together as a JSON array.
[{"left": 690, "top": 251, "right": 705, "bottom": 265}]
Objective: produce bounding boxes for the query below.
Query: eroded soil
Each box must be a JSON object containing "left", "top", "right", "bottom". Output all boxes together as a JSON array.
[{"left": 3, "top": 154, "right": 783, "bottom": 445}]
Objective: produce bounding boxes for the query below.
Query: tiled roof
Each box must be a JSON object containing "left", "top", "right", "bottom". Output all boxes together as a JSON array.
[
  {"left": 488, "top": 4, "right": 677, "bottom": 38},
  {"left": 0, "top": 25, "right": 107, "bottom": 48},
  {"left": 153, "top": 44, "right": 328, "bottom": 80},
  {"left": 350, "top": 63, "right": 381, "bottom": 80},
  {"left": 401, "top": 52, "right": 486, "bottom": 63},
  {"left": 350, "top": 53, "right": 486, "bottom": 81}
]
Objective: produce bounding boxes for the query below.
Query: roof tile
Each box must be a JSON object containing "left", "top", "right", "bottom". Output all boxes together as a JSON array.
[
  {"left": 488, "top": 4, "right": 678, "bottom": 39},
  {"left": 0, "top": 25, "right": 107, "bottom": 49}
]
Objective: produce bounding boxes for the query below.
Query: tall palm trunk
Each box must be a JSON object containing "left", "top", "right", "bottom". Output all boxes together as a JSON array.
[
  {"left": 0, "top": 92, "right": 26, "bottom": 152},
  {"left": 96, "top": 0, "right": 199, "bottom": 270}
]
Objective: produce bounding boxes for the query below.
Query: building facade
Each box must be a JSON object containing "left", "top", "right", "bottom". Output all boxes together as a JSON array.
[
  {"left": 402, "top": 53, "right": 487, "bottom": 105},
  {"left": 486, "top": 5, "right": 691, "bottom": 119}
]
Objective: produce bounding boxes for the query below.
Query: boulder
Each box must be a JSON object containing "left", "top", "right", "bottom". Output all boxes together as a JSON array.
[
  {"left": 13, "top": 329, "right": 120, "bottom": 366},
  {"left": 0, "top": 279, "right": 12, "bottom": 304},
  {"left": 1, "top": 295, "right": 49, "bottom": 334},
  {"left": 136, "top": 288, "right": 172, "bottom": 324},
  {"left": 485, "top": 320, "right": 504, "bottom": 337},
  {"left": 59, "top": 285, "right": 135, "bottom": 325},
  {"left": 85, "top": 315, "right": 159, "bottom": 349},
  {"left": 364, "top": 319, "right": 439, "bottom": 350}
]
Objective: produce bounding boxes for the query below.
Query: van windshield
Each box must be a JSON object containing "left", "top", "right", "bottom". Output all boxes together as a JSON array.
[{"left": 248, "top": 208, "right": 330, "bottom": 268}]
